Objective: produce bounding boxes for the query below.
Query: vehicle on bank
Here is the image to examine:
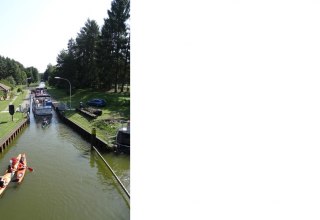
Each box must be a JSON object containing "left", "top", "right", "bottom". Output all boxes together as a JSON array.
[{"left": 86, "top": 99, "right": 106, "bottom": 107}]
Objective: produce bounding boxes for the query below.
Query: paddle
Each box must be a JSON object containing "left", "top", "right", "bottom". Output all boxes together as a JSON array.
[
  {"left": 15, "top": 166, "right": 33, "bottom": 172},
  {"left": 17, "top": 162, "right": 33, "bottom": 172}
]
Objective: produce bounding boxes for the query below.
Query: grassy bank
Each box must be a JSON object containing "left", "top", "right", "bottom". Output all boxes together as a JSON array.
[
  {"left": 0, "top": 88, "right": 29, "bottom": 138},
  {"left": 47, "top": 88, "right": 130, "bottom": 144}
]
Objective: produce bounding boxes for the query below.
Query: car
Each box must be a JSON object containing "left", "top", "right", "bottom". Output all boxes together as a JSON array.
[{"left": 86, "top": 99, "right": 107, "bottom": 107}]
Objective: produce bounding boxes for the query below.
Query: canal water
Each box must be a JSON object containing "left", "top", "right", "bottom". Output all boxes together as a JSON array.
[{"left": 0, "top": 110, "right": 130, "bottom": 220}]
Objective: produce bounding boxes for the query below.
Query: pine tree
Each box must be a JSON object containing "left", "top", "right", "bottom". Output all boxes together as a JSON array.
[{"left": 100, "top": 0, "right": 130, "bottom": 92}]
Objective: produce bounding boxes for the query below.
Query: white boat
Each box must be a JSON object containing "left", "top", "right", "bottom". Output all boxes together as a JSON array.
[{"left": 32, "top": 83, "right": 52, "bottom": 116}]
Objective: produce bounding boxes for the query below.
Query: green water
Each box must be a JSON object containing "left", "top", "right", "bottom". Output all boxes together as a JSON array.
[{"left": 0, "top": 111, "right": 130, "bottom": 220}]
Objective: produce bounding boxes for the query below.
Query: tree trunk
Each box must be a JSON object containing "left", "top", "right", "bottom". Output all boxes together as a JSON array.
[
  {"left": 114, "top": 58, "right": 119, "bottom": 93},
  {"left": 114, "top": 72, "right": 118, "bottom": 93},
  {"left": 120, "top": 82, "right": 125, "bottom": 92},
  {"left": 122, "top": 42, "right": 129, "bottom": 93}
]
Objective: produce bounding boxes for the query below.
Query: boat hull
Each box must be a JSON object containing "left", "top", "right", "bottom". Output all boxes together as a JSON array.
[
  {"left": 116, "top": 128, "right": 130, "bottom": 154},
  {"left": 32, "top": 84, "right": 53, "bottom": 116},
  {"left": 16, "top": 153, "right": 27, "bottom": 183},
  {"left": 0, "top": 154, "right": 21, "bottom": 196},
  {"left": 32, "top": 106, "right": 52, "bottom": 116}
]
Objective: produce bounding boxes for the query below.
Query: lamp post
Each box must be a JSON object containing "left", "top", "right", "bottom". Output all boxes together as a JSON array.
[{"left": 54, "top": 77, "right": 72, "bottom": 110}]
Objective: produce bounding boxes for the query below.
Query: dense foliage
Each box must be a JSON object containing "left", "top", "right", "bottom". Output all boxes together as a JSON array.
[
  {"left": 48, "top": 0, "right": 130, "bottom": 92},
  {"left": 0, "top": 56, "right": 38, "bottom": 86}
]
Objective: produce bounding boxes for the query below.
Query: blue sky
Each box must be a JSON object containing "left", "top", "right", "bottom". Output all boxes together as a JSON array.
[{"left": 0, "top": 0, "right": 111, "bottom": 72}]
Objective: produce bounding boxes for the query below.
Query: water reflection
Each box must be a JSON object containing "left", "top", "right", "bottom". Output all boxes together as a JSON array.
[{"left": 90, "top": 151, "right": 130, "bottom": 207}]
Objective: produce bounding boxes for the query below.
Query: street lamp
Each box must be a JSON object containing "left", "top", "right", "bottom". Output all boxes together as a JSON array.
[{"left": 54, "top": 77, "right": 72, "bottom": 110}]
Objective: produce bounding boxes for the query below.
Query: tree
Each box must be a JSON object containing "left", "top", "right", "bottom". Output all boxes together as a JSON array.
[
  {"left": 98, "top": 18, "right": 114, "bottom": 90},
  {"left": 100, "top": 0, "right": 130, "bottom": 92},
  {"left": 5, "top": 76, "right": 16, "bottom": 87},
  {"left": 52, "top": 0, "right": 130, "bottom": 91},
  {"left": 0, "top": 55, "right": 34, "bottom": 85},
  {"left": 120, "top": 32, "right": 130, "bottom": 92},
  {"left": 55, "top": 39, "right": 78, "bottom": 88},
  {"left": 76, "top": 19, "right": 100, "bottom": 88},
  {"left": 25, "top": 67, "right": 39, "bottom": 83}
]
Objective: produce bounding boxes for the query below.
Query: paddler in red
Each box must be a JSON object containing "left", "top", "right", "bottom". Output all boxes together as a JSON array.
[
  {"left": 10, "top": 157, "right": 18, "bottom": 169},
  {"left": 9, "top": 157, "right": 18, "bottom": 178}
]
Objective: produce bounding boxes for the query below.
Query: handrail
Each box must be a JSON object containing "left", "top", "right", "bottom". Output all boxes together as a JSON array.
[
  {"left": 117, "top": 143, "right": 130, "bottom": 148},
  {"left": 92, "top": 146, "right": 130, "bottom": 199}
]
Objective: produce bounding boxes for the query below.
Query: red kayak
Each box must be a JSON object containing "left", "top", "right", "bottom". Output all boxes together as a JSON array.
[
  {"left": 0, "top": 154, "right": 21, "bottom": 196},
  {"left": 16, "top": 153, "right": 27, "bottom": 183}
]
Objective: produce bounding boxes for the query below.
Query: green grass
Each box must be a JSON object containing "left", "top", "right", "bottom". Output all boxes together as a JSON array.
[
  {"left": 48, "top": 87, "right": 130, "bottom": 144},
  {"left": 12, "top": 91, "right": 28, "bottom": 107},
  {"left": 0, "top": 113, "right": 25, "bottom": 138},
  {"left": 0, "top": 89, "right": 28, "bottom": 139},
  {"left": 0, "top": 88, "right": 28, "bottom": 112},
  {"left": 0, "top": 100, "right": 11, "bottom": 111}
]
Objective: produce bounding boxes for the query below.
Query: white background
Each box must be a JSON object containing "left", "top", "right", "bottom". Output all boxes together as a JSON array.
[{"left": 133, "top": 0, "right": 320, "bottom": 219}]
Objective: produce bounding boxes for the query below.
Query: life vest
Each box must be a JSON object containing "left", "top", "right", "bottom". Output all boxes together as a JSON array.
[
  {"left": 18, "top": 163, "right": 24, "bottom": 170},
  {"left": 11, "top": 158, "right": 18, "bottom": 166}
]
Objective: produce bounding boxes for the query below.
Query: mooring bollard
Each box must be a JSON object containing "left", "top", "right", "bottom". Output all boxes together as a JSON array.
[{"left": 91, "top": 128, "right": 96, "bottom": 149}]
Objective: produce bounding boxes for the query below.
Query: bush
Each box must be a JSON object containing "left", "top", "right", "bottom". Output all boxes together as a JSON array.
[
  {"left": 17, "top": 88, "right": 22, "bottom": 93},
  {"left": 9, "top": 93, "right": 14, "bottom": 100}
]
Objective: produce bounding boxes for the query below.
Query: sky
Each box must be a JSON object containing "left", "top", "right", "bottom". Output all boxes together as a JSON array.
[{"left": 0, "top": 0, "right": 112, "bottom": 73}]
